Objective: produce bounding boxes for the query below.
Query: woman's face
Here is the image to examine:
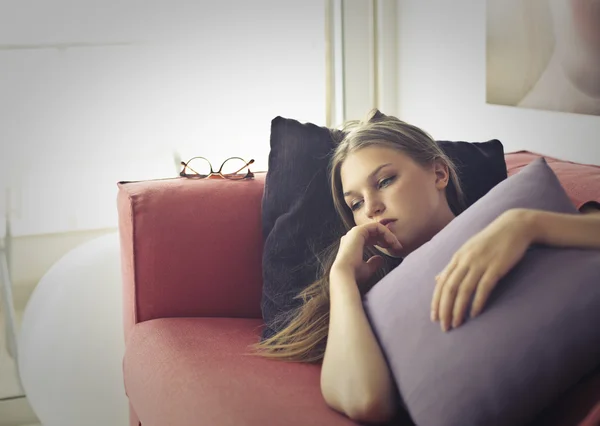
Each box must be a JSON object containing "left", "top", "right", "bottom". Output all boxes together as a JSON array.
[{"left": 340, "top": 145, "right": 454, "bottom": 257}]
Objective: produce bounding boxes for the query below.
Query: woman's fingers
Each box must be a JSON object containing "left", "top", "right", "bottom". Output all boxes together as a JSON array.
[
  {"left": 437, "top": 265, "right": 469, "bottom": 332},
  {"left": 380, "top": 226, "right": 403, "bottom": 252},
  {"left": 435, "top": 266, "right": 498, "bottom": 331},
  {"left": 364, "top": 223, "right": 403, "bottom": 252},
  {"left": 365, "top": 255, "right": 384, "bottom": 273},
  {"left": 451, "top": 268, "right": 482, "bottom": 328},
  {"left": 430, "top": 279, "right": 443, "bottom": 322},
  {"left": 431, "top": 262, "right": 454, "bottom": 321},
  {"left": 470, "top": 269, "right": 500, "bottom": 318},
  {"left": 431, "top": 261, "right": 457, "bottom": 322}
]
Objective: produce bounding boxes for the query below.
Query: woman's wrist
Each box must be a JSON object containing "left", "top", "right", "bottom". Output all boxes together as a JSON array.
[
  {"left": 504, "top": 208, "right": 539, "bottom": 245},
  {"left": 329, "top": 265, "right": 361, "bottom": 297},
  {"left": 330, "top": 261, "right": 353, "bottom": 279}
]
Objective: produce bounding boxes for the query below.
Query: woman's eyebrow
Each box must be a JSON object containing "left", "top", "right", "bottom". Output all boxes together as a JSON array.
[{"left": 343, "top": 163, "right": 393, "bottom": 197}]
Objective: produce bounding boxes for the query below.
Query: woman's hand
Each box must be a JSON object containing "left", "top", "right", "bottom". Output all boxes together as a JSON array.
[
  {"left": 331, "top": 223, "right": 403, "bottom": 287},
  {"left": 431, "top": 209, "right": 536, "bottom": 332}
]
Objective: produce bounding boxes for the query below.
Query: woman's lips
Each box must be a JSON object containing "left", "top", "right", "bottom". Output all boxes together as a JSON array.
[{"left": 381, "top": 219, "right": 397, "bottom": 229}]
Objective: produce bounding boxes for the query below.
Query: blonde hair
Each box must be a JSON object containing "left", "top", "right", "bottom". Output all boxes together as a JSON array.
[{"left": 249, "top": 109, "right": 466, "bottom": 363}]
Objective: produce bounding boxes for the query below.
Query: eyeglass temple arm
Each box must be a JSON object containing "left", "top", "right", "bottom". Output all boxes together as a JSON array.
[
  {"left": 180, "top": 161, "right": 202, "bottom": 176},
  {"left": 231, "top": 159, "right": 255, "bottom": 175}
]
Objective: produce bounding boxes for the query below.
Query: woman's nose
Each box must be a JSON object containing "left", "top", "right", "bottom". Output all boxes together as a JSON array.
[{"left": 365, "top": 198, "right": 385, "bottom": 218}]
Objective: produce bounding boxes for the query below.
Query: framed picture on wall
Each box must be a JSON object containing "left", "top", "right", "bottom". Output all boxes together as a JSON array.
[{"left": 486, "top": 0, "right": 600, "bottom": 117}]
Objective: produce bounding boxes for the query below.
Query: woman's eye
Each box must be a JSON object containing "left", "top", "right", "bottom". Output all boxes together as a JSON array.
[
  {"left": 350, "top": 200, "right": 363, "bottom": 211},
  {"left": 378, "top": 176, "right": 395, "bottom": 188}
]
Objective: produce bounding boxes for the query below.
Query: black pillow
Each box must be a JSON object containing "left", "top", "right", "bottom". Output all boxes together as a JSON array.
[{"left": 260, "top": 116, "right": 507, "bottom": 339}]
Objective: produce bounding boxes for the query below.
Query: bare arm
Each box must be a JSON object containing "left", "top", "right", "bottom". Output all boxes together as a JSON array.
[
  {"left": 432, "top": 205, "right": 600, "bottom": 330},
  {"left": 320, "top": 268, "right": 398, "bottom": 423},
  {"left": 526, "top": 205, "right": 600, "bottom": 249}
]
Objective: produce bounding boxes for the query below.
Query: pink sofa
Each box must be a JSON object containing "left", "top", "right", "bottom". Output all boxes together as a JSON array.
[{"left": 117, "top": 161, "right": 600, "bottom": 426}]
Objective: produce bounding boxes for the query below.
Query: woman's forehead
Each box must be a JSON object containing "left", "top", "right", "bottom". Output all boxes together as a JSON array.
[
  {"left": 344, "top": 145, "right": 408, "bottom": 165},
  {"left": 342, "top": 146, "right": 411, "bottom": 171},
  {"left": 340, "top": 146, "right": 410, "bottom": 188}
]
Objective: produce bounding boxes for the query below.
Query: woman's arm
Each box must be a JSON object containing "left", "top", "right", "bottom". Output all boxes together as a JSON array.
[
  {"left": 321, "top": 266, "right": 397, "bottom": 424},
  {"left": 432, "top": 205, "right": 600, "bottom": 331},
  {"left": 320, "top": 223, "right": 403, "bottom": 423},
  {"left": 520, "top": 206, "right": 600, "bottom": 249}
]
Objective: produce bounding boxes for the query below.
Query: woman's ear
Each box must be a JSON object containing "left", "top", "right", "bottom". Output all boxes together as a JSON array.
[{"left": 433, "top": 160, "right": 450, "bottom": 190}]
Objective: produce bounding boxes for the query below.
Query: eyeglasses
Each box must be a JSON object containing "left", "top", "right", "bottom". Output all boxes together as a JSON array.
[{"left": 179, "top": 156, "right": 255, "bottom": 180}]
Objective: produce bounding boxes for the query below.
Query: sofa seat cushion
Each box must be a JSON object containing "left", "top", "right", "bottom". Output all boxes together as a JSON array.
[
  {"left": 122, "top": 317, "right": 358, "bottom": 426},
  {"left": 123, "top": 317, "right": 600, "bottom": 426}
]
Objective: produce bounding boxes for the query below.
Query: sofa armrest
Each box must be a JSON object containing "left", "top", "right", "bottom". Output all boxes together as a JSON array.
[{"left": 117, "top": 173, "right": 266, "bottom": 343}]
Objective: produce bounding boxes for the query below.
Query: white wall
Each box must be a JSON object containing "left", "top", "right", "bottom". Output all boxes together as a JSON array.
[
  {"left": 0, "top": 0, "right": 326, "bottom": 236},
  {"left": 0, "top": 0, "right": 327, "bottom": 310},
  {"left": 396, "top": 0, "right": 600, "bottom": 165}
]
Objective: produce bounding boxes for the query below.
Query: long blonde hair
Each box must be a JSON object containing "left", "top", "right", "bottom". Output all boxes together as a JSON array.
[{"left": 250, "top": 109, "right": 466, "bottom": 363}]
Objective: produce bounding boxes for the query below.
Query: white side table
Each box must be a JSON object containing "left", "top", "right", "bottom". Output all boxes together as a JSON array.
[
  {"left": 0, "top": 213, "right": 25, "bottom": 400},
  {"left": 18, "top": 232, "right": 128, "bottom": 426},
  {"left": 0, "top": 217, "right": 19, "bottom": 365}
]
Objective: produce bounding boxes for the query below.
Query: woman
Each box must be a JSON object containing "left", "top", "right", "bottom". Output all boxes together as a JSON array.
[{"left": 253, "top": 109, "right": 600, "bottom": 424}]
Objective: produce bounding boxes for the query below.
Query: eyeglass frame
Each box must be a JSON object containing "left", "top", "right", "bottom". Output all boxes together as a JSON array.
[{"left": 179, "top": 156, "right": 255, "bottom": 180}]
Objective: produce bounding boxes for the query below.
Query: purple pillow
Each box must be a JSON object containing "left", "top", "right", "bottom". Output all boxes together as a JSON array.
[{"left": 364, "top": 158, "right": 600, "bottom": 426}]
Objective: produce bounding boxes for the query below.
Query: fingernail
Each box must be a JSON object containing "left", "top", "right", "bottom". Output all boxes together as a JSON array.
[
  {"left": 431, "top": 311, "right": 436, "bottom": 322},
  {"left": 441, "top": 321, "right": 448, "bottom": 332},
  {"left": 453, "top": 319, "right": 461, "bottom": 328}
]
